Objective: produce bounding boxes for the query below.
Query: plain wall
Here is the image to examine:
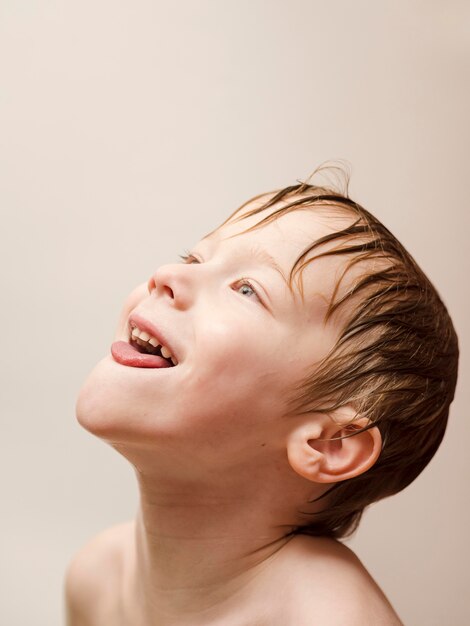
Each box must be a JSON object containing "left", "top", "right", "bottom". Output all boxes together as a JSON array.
[{"left": 1, "top": 1, "right": 469, "bottom": 624}]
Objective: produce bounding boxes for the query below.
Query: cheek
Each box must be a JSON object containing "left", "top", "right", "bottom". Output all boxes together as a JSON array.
[{"left": 181, "top": 331, "right": 285, "bottom": 429}]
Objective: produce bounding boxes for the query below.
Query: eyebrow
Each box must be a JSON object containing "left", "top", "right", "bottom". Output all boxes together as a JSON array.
[
  {"left": 246, "top": 244, "right": 289, "bottom": 285},
  {"left": 200, "top": 232, "right": 288, "bottom": 285}
]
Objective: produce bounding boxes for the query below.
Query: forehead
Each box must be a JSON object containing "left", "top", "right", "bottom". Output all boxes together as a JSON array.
[{"left": 201, "top": 196, "right": 357, "bottom": 322}]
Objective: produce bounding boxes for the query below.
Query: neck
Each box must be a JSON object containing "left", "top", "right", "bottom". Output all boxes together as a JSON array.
[{"left": 123, "top": 461, "right": 309, "bottom": 623}]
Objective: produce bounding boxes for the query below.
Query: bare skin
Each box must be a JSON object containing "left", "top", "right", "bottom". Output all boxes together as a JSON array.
[
  {"left": 65, "top": 521, "right": 402, "bottom": 625},
  {"left": 68, "top": 196, "right": 403, "bottom": 625}
]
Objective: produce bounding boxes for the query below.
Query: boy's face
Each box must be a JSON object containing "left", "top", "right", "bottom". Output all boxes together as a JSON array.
[{"left": 77, "top": 199, "right": 351, "bottom": 480}]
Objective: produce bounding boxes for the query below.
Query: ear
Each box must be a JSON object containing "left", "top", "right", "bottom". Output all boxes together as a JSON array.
[{"left": 286, "top": 406, "right": 382, "bottom": 484}]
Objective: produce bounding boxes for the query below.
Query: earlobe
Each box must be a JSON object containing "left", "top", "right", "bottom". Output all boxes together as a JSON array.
[{"left": 286, "top": 411, "right": 382, "bottom": 484}]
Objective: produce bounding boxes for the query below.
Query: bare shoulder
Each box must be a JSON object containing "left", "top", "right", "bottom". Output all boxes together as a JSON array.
[
  {"left": 279, "top": 534, "right": 403, "bottom": 626},
  {"left": 64, "top": 520, "right": 134, "bottom": 626}
]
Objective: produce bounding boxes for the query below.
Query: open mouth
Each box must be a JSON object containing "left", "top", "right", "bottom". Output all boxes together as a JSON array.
[
  {"left": 111, "top": 339, "right": 177, "bottom": 369},
  {"left": 128, "top": 324, "right": 178, "bottom": 367},
  {"left": 110, "top": 319, "right": 179, "bottom": 369},
  {"left": 129, "top": 335, "right": 176, "bottom": 367}
]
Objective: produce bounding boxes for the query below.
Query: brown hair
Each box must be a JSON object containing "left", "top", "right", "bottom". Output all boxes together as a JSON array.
[{"left": 218, "top": 163, "right": 459, "bottom": 539}]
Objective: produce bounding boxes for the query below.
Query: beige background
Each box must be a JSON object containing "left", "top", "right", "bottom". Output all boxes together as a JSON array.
[{"left": 1, "top": 1, "right": 469, "bottom": 624}]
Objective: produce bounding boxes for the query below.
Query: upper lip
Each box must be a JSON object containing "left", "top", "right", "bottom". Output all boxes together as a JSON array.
[{"left": 128, "top": 312, "right": 180, "bottom": 364}]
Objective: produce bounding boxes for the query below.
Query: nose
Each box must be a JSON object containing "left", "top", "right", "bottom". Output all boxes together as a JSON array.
[{"left": 147, "top": 263, "right": 195, "bottom": 309}]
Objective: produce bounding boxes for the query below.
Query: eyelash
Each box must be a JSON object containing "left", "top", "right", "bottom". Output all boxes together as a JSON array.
[{"left": 178, "top": 251, "right": 261, "bottom": 302}]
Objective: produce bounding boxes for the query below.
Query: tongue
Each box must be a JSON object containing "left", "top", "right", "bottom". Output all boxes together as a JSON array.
[{"left": 111, "top": 341, "right": 172, "bottom": 368}]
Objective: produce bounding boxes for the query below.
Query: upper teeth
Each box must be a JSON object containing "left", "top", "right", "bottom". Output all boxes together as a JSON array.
[{"left": 131, "top": 327, "right": 177, "bottom": 365}]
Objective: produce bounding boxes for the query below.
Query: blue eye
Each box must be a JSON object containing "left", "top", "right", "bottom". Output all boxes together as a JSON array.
[
  {"left": 178, "top": 251, "right": 262, "bottom": 303},
  {"left": 234, "top": 280, "right": 259, "bottom": 300}
]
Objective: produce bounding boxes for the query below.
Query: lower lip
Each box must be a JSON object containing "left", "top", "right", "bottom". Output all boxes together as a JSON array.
[{"left": 111, "top": 341, "right": 173, "bottom": 369}]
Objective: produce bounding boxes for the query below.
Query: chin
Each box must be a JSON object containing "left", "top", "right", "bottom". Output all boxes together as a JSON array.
[
  {"left": 75, "top": 354, "right": 177, "bottom": 446},
  {"left": 75, "top": 356, "right": 126, "bottom": 440}
]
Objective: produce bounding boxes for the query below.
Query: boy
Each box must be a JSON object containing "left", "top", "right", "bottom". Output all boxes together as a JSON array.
[{"left": 66, "top": 169, "right": 459, "bottom": 625}]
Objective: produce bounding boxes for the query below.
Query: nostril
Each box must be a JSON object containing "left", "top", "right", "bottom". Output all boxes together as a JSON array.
[
  {"left": 164, "top": 285, "right": 174, "bottom": 299},
  {"left": 147, "top": 277, "right": 174, "bottom": 299},
  {"left": 147, "top": 278, "right": 156, "bottom": 294}
]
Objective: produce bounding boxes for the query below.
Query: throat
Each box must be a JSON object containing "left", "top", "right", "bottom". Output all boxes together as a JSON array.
[{"left": 132, "top": 507, "right": 293, "bottom": 620}]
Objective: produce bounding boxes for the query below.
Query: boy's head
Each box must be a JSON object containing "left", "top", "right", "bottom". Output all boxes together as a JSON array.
[
  {"left": 77, "top": 168, "right": 459, "bottom": 540},
  {"left": 213, "top": 176, "right": 459, "bottom": 538}
]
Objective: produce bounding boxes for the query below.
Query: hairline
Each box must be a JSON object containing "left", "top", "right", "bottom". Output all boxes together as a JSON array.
[{"left": 203, "top": 188, "right": 366, "bottom": 307}]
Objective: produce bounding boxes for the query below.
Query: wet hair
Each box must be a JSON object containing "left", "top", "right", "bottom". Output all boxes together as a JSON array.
[{"left": 214, "top": 162, "right": 459, "bottom": 539}]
